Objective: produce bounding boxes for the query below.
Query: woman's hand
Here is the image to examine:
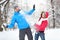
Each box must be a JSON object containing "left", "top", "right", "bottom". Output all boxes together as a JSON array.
[{"left": 34, "top": 24, "right": 40, "bottom": 32}]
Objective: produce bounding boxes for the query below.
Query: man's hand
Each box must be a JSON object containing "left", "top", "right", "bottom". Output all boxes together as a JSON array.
[
  {"left": 33, "top": 4, "right": 35, "bottom": 10},
  {"left": 3, "top": 23, "right": 8, "bottom": 28}
]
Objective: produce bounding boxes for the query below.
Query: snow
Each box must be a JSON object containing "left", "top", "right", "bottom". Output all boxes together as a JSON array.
[
  {"left": 0, "top": 29, "right": 60, "bottom": 40},
  {"left": 45, "top": 29, "right": 60, "bottom": 40},
  {"left": 0, "top": 29, "right": 19, "bottom": 40}
]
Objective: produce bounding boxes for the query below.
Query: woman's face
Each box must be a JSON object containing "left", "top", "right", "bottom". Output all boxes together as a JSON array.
[{"left": 42, "top": 13, "right": 46, "bottom": 18}]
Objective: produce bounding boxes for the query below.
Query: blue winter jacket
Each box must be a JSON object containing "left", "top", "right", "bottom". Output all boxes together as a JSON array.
[{"left": 8, "top": 9, "right": 35, "bottom": 30}]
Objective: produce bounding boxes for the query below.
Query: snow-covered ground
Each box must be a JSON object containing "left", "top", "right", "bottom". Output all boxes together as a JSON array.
[{"left": 0, "top": 29, "right": 60, "bottom": 40}]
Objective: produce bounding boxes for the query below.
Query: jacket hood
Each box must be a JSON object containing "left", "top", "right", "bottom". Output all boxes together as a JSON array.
[{"left": 45, "top": 11, "right": 49, "bottom": 18}]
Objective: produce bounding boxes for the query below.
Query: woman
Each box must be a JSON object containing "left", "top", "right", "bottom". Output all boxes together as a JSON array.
[{"left": 34, "top": 11, "right": 49, "bottom": 40}]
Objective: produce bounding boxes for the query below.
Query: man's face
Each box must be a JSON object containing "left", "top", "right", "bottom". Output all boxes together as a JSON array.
[{"left": 15, "top": 7, "right": 20, "bottom": 12}]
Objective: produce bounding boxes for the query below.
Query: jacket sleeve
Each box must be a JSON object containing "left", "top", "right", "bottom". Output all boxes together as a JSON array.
[
  {"left": 36, "top": 20, "right": 48, "bottom": 31},
  {"left": 8, "top": 16, "right": 16, "bottom": 28},
  {"left": 24, "top": 9, "right": 35, "bottom": 15}
]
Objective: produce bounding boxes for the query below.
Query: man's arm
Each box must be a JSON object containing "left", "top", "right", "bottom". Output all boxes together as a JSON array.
[
  {"left": 23, "top": 5, "right": 35, "bottom": 15},
  {"left": 7, "top": 16, "right": 16, "bottom": 28},
  {"left": 27, "top": 4, "right": 35, "bottom": 15},
  {"left": 27, "top": 9, "right": 35, "bottom": 15}
]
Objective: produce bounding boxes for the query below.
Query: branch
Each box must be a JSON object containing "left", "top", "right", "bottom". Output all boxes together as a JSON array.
[
  {"left": 2, "top": 1, "right": 8, "bottom": 7},
  {"left": 0, "top": 0, "right": 6, "bottom": 5},
  {"left": 0, "top": 0, "right": 10, "bottom": 5},
  {"left": 4, "top": 0, "right": 9, "bottom": 7}
]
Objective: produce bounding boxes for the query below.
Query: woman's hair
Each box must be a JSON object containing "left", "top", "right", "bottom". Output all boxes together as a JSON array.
[{"left": 38, "top": 11, "right": 45, "bottom": 21}]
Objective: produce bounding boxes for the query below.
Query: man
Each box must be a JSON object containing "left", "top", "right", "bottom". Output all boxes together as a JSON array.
[{"left": 6, "top": 5, "right": 35, "bottom": 40}]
